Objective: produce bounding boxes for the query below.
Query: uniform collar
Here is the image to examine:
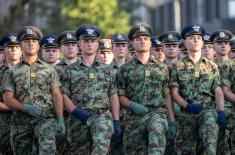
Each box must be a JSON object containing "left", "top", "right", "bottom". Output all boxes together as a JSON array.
[
  {"left": 132, "top": 55, "right": 158, "bottom": 64},
  {"left": 21, "top": 58, "right": 45, "bottom": 65}
]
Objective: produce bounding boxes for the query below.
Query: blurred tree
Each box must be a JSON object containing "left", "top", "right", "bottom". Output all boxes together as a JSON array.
[
  {"left": 61, "top": 0, "right": 131, "bottom": 37},
  {"left": 0, "top": 0, "right": 131, "bottom": 37}
]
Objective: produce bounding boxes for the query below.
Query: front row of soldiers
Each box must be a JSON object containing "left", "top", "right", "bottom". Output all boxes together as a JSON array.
[{"left": 0, "top": 22, "right": 235, "bottom": 155}]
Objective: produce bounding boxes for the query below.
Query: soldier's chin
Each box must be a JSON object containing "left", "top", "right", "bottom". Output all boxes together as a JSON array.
[
  {"left": 136, "top": 50, "right": 149, "bottom": 53},
  {"left": 24, "top": 51, "right": 37, "bottom": 56}
]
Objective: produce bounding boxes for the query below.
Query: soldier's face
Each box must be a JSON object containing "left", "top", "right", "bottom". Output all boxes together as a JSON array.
[
  {"left": 151, "top": 48, "right": 165, "bottom": 62},
  {"left": 42, "top": 48, "right": 60, "bottom": 64},
  {"left": 213, "top": 41, "right": 230, "bottom": 56},
  {"left": 112, "top": 43, "right": 128, "bottom": 59},
  {"left": 184, "top": 35, "right": 203, "bottom": 53},
  {"left": 79, "top": 39, "right": 99, "bottom": 56},
  {"left": 61, "top": 43, "right": 78, "bottom": 59},
  {"left": 4, "top": 46, "right": 22, "bottom": 62},
  {"left": 98, "top": 51, "right": 114, "bottom": 65},
  {"left": 133, "top": 35, "right": 151, "bottom": 53},
  {"left": 202, "top": 44, "right": 215, "bottom": 60},
  {"left": 163, "top": 44, "right": 180, "bottom": 59},
  {"left": 0, "top": 51, "right": 5, "bottom": 64},
  {"left": 21, "top": 39, "right": 40, "bottom": 56}
]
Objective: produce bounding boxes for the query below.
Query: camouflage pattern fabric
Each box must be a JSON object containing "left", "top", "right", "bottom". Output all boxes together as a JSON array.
[
  {"left": 117, "top": 56, "right": 169, "bottom": 154},
  {"left": 107, "top": 60, "right": 124, "bottom": 155},
  {"left": 55, "top": 59, "right": 72, "bottom": 155},
  {"left": 169, "top": 56, "right": 220, "bottom": 154},
  {"left": 2, "top": 59, "right": 61, "bottom": 155},
  {"left": 220, "top": 59, "right": 235, "bottom": 154},
  {"left": 0, "top": 64, "right": 12, "bottom": 155},
  {"left": 61, "top": 59, "right": 117, "bottom": 154}
]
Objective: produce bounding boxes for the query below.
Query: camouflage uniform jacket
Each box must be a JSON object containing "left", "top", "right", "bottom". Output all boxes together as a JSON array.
[
  {"left": 61, "top": 59, "right": 117, "bottom": 111},
  {"left": 3, "top": 59, "right": 61, "bottom": 117},
  {"left": 117, "top": 56, "right": 170, "bottom": 111},
  {"left": 169, "top": 56, "right": 220, "bottom": 108}
]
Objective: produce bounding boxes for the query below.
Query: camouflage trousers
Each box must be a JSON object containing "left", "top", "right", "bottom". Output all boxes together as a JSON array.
[
  {"left": 11, "top": 114, "right": 57, "bottom": 155},
  {"left": 216, "top": 106, "right": 235, "bottom": 155},
  {"left": 176, "top": 109, "right": 218, "bottom": 155},
  {"left": 0, "top": 123, "right": 13, "bottom": 155},
  {"left": 123, "top": 110, "right": 168, "bottom": 155},
  {"left": 64, "top": 111, "right": 113, "bottom": 155}
]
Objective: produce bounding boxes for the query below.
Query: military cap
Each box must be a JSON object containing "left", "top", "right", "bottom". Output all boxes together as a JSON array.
[
  {"left": 203, "top": 33, "right": 213, "bottom": 44},
  {"left": 17, "top": 26, "right": 43, "bottom": 41},
  {"left": 1, "top": 33, "right": 20, "bottom": 47},
  {"left": 40, "top": 35, "right": 59, "bottom": 49},
  {"left": 98, "top": 39, "right": 112, "bottom": 52},
  {"left": 158, "top": 31, "right": 181, "bottom": 45},
  {"left": 230, "top": 39, "right": 235, "bottom": 51},
  {"left": 210, "top": 29, "right": 233, "bottom": 43},
  {"left": 151, "top": 36, "right": 162, "bottom": 49},
  {"left": 178, "top": 41, "right": 187, "bottom": 51},
  {"left": 128, "top": 23, "right": 153, "bottom": 40},
  {"left": 76, "top": 25, "right": 101, "bottom": 40},
  {"left": 57, "top": 31, "right": 77, "bottom": 45},
  {"left": 112, "top": 34, "right": 128, "bottom": 44},
  {"left": 181, "top": 24, "right": 205, "bottom": 39}
]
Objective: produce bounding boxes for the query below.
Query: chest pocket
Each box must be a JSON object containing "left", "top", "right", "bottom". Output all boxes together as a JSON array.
[
  {"left": 199, "top": 73, "right": 214, "bottom": 94},
  {"left": 177, "top": 70, "right": 193, "bottom": 97},
  {"left": 150, "top": 71, "right": 165, "bottom": 88},
  {"left": 14, "top": 72, "right": 30, "bottom": 93},
  {"left": 35, "top": 72, "right": 50, "bottom": 91}
]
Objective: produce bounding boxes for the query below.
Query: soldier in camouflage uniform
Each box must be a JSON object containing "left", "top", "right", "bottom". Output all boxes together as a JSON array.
[
  {"left": 55, "top": 31, "right": 79, "bottom": 155},
  {"left": 158, "top": 31, "right": 181, "bottom": 155},
  {"left": 211, "top": 30, "right": 233, "bottom": 155},
  {"left": 159, "top": 31, "right": 181, "bottom": 67},
  {"left": 56, "top": 31, "right": 79, "bottom": 79},
  {"left": 170, "top": 24, "right": 225, "bottom": 155},
  {"left": 221, "top": 56, "right": 235, "bottom": 155},
  {"left": 117, "top": 23, "right": 176, "bottom": 155},
  {"left": 110, "top": 34, "right": 128, "bottom": 71},
  {"left": 150, "top": 36, "right": 164, "bottom": 62},
  {"left": 97, "top": 39, "right": 114, "bottom": 65},
  {"left": 2, "top": 26, "right": 65, "bottom": 155},
  {"left": 0, "top": 33, "right": 22, "bottom": 155},
  {"left": 62, "top": 25, "right": 121, "bottom": 155},
  {"left": 41, "top": 35, "right": 61, "bottom": 66},
  {"left": 201, "top": 33, "right": 215, "bottom": 61},
  {"left": 107, "top": 34, "right": 129, "bottom": 155}
]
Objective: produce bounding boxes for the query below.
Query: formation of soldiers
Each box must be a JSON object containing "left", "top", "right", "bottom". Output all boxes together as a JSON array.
[{"left": 0, "top": 22, "right": 235, "bottom": 155}]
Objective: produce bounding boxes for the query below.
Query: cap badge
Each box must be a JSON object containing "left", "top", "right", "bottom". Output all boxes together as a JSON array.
[
  {"left": 104, "top": 42, "right": 111, "bottom": 48},
  {"left": 168, "top": 34, "right": 174, "bottom": 40},
  {"left": 219, "top": 32, "right": 225, "bottom": 38},
  {"left": 47, "top": 37, "right": 55, "bottom": 43},
  {"left": 192, "top": 26, "right": 200, "bottom": 32},
  {"left": 203, "top": 35, "right": 210, "bottom": 41},
  {"left": 86, "top": 28, "right": 94, "bottom": 35},
  {"left": 9, "top": 36, "right": 17, "bottom": 42},
  {"left": 66, "top": 33, "right": 72, "bottom": 39},
  {"left": 117, "top": 34, "right": 123, "bottom": 40},
  {"left": 139, "top": 26, "right": 146, "bottom": 32},
  {"left": 156, "top": 40, "right": 161, "bottom": 44},
  {"left": 26, "top": 29, "right": 33, "bottom": 34}
]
